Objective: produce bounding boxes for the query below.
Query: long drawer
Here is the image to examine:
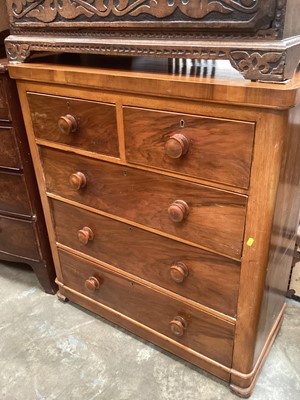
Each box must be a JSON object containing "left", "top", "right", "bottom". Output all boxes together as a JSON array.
[
  {"left": 0, "top": 215, "right": 40, "bottom": 260},
  {"left": 27, "top": 92, "right": 119, "bottom": 157},
  {"left": 50, "top": 198, "right": 240, "bottom": 317},
  {"left": 59, "top": 249, "right": 235, "bottom": 367},
  {"left": 0, "top": 126, "right": 22, "bottom": 169},
  {"left": 41, "top": 147, "right": 247, "bottom": 258},
  {"left": 123, "top": 106, "right": 255, "bottom": 189},
  {"left": 0, "top": 171, "right": 32, "bottom": 216}
]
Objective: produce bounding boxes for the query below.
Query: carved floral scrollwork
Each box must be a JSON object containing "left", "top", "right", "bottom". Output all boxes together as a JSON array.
[
  {"left": 9, "top": 0, "right": 261, "bottom": 22},
  {"left": 5, "top": 42, "right": 31, "bottom": 63},
  {"left": 229, "top": 50, "right": 285, "bottom": 80}
]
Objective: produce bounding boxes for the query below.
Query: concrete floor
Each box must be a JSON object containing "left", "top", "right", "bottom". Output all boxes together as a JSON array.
[{"left": 0, "top": 261, "right": 299, "bottom": 400}]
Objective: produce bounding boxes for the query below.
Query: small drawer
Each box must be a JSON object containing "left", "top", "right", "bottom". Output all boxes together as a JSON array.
[
  {"left": 0, "top": 215, "right": 40, "bottom": 260},
  {"left": 0, "top": 126, "right": 22, "bottom": 169},
  {"left": 0, "top": 77, "right": 10, "bottom": 121},
  {"left": 27, "top": 92, "right": 119, "bottom": 157},
  {"left": 0, "top": 171, "right": 32, "bottom": 216},
  {"left": 50, "top": 199, "right": 240, "bottom": 317},
  {"left": 59, "top": 249, "right": 235, "bottom": 367},
  {"left": 123, "top": 107, "right": 255, "bottom": 189},
  {"left": 42, "top": 147, "right": 247, "bottom": 258}
]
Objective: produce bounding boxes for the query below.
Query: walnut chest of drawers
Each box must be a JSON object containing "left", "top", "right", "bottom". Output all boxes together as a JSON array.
[
  {"left": 9, "top": 57, "right": 300, "bottom": 397},
  {"left": 0, "top": 57, "right": 56, "bottom": 294}
]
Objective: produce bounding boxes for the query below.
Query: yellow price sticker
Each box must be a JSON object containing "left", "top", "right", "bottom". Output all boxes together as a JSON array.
[{"left": 246, "top": 238, "right": 255, "bottom": 247}]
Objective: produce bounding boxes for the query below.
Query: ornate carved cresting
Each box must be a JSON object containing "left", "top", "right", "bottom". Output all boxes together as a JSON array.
[
  {"left": 6, "top": 32, "right": 300, "bottom": 82},
  {"left": 5, "top": 0, "right": 300, "bottom": 81},
  {"left": 8, "top": 0, "right": 269, "bottom": 24}
]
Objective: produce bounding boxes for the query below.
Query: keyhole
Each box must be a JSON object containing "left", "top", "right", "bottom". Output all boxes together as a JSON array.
[{"left": 180, "top": 119, "right": 185, "bottom": 128}]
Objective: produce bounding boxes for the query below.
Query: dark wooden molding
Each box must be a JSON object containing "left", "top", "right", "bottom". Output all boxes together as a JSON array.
[
  {"left": 5, "top": 34, "right": 300, "bottom": 82},
  {"left": 4, "top": 0, "right": 300, "bottom": 81}
]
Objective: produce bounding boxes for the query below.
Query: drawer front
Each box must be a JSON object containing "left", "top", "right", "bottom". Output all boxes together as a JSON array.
[
  {"left": 0, "top": 215, "right": 40, "bottom": 260},
  {"left": 0, "top": 171, "right": 32, "bottom": 216},
  {"left": 0, "top": 126, "right": 22, "bottom": 169},
  {"left": 0, "top": 77, "right": 10, "bottom": 121},
  {"left": 42, "top": 147, "right": 247, "bottom": 258},
  {"left": 59, "top": 249, "right": 235, "bottom": 367},
  {"left": 27, "top": 92, "right": 119, "bottom": 157},
  {"left": 51, "top": 199, "right": 240, "bottom": 317},
  {"left": 124, "top": 107, "right": 255, "bottom": 188}
]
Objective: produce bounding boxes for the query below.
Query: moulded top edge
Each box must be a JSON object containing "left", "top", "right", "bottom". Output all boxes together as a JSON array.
[{"left": 8, "top": 57, "right": 300, "bottom": 110}]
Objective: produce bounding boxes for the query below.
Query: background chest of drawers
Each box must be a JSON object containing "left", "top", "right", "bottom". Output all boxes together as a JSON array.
[
  {"left": 0, "top": 57, "right": 56, "bottom": 294},
  {"left": 10, "top": 57, "right": 300, "bottom": 397}
]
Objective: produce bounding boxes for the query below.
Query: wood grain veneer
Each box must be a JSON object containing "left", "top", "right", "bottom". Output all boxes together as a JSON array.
[
  {"left": 27, "top": 92, "right": 119, "bottom": 158},
  {"left": 123, "top": 106, "right": 255, "bottom": 189},
  {"left": 11, "top": 56, "right": 300, "bottom": 397},
  {"left": 41, "top": 146, "right": 247, "bottom": 259},
  {"left": 58, "top": 248, "right": 235, "bottom": 367},
  {"left": 50, "top": 198, "right": 240, "bottom": 317}
]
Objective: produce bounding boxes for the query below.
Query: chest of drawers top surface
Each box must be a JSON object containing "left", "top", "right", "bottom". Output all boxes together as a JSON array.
[{"left": 9, "top": 56, "right": 300, "bottom": 109}]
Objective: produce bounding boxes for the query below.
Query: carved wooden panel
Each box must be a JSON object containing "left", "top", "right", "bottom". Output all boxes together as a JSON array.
[
  {"left": 7, "top": 0, "right": 279, "bottom": 32},
  {"left": 5, "top": 0, "right": 300, "bottom": 82}
]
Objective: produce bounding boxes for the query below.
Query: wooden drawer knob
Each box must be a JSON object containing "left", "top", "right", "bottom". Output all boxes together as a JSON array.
[
  {"left": 165, "top": 134, "right": 189, "bottom": 159},
  {"left": 170, "top": 316, "right": 188, "bottom": 337},
  {"left": 58, "top": 114, "right": 77, "bottom": 135},
  {"left": 69, "top": 172, "right": 86, "bottom": 190},
  {"left": 78, "top": 227, "right": 94, "bottom": 245},
  {"left": 85, "top": 276, "right": 101, "bottom": 292},
  {"left": 169, "top": 262, "right": 189, "bottom": 283},
  {"left": 168, "top": 200, "right": 189, "bottom": 222}
]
